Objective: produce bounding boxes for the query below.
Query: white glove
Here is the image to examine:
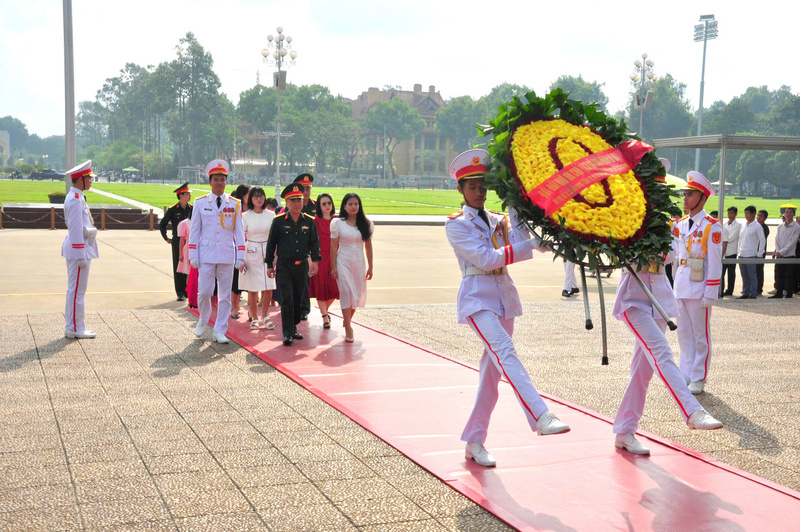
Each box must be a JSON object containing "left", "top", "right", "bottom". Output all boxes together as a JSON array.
[
  {"left": 235, "top": 259, "right": 244, "bottom": 270},
  {"left": 77, "top": 259, "right": 88, "bottom": 269},
  {"left": 700, "top": 297, "right": 714, "bottom": 308},
  {"left": 190, "top": 259, "right": 200, "bottom": 269}
]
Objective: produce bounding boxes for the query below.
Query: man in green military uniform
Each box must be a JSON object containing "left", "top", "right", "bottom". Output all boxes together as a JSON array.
[
  {"left": 294, "top": 173, "right": 315, "bottom": 319},
  {"left": 159, "top": 182, "right": 193, "bottom": 301},
  {"left": 266, "top": 182, "right": 321, "bottom": 346}
]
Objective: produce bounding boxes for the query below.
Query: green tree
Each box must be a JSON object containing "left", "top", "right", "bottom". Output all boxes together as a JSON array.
[
  {"left": 435, "top": 96, "right": 487, "bottom": 152},
  {"left": 481, "top": 83, "right": 532, "bottom": 120},
  {"left": 362, "top": 98, "right": 425, "bottom": 180},
  {"left": 549, "top": 75, "right": 609, "bottom": 111}
]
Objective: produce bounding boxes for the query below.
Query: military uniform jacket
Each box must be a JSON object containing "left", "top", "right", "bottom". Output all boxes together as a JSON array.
[
  {"left": 445, "top": 205, "right": 539, "bottom": 324},
  {"left": 159, "top": 202, "right": 193, "bottom": 240},
  {"left": 265, "top": 212, "right": 321, "bottom": 269},
  {"left": 672, "top": 209, "right": 723, "bottom": 300},
  {"left": 301, "top": 199, "right": 316, "bottom": 217},
  {"left": 187, "top": 193, "right": 245, "bottom": 265},
  {"left": 62, "top": 187, "right": 99, "bottom": 261}
]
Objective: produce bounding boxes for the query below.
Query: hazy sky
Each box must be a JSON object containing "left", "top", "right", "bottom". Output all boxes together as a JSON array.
[{"left": 1, "top": 0, "right": 797, "bottom": 139}]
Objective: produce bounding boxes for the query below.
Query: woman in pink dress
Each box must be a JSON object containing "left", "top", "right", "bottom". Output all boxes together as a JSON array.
[
  {"left": 331, "top": 193, "right": 374, "bottom": 342},
  {"left": 309, "top": 194, "right": 339, "bottom": 329},
  {"left": 177, "top": 217, "right": 198, "bottom": 308}
]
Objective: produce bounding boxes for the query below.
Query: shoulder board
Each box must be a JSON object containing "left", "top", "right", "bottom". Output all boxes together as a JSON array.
[
  {"left": 447, "top": 210, "right": 463, "bottom": 219},
  {"left": 487, "top": 210, "right": 506, "bottom": 218},
  {"left": 303, "top": 213, "right": 315, "bottom": 220},
  {"left": 170, "top": 202, "right": 179, "bottom": 208},
  {"left": 705, "top": 216, "right": 720, "bottom": 225},
  {"left": 197, "top": 194, "right": 209, "bottom": 200},
  {"left": 230, "top": 197, "right": 240, "bottom": 204},
  {"left": 274, "top": 212, "right": 287, "bottom": 218},
  {"left": 187, "top": 202, "right": 193, "bottom": 207},
  {"left": 678, "top": 215, "right": 688, "bottom": 221}
]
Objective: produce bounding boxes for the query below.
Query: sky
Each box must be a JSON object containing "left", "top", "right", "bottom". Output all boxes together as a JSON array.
[{"left": 1, "top": 0, "right": 799, "bottom": 140}]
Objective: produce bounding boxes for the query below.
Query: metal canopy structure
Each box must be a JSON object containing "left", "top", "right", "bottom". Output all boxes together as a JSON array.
[{"left": 652, "top": 134, "right": 800, "bottom": 214}]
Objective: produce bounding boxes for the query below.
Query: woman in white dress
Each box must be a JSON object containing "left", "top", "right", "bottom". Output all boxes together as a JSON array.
[
  {"left": 331, "top": 193, "right": 374, "bottom": 342},
  {"left": 238, "top": 187, "right": 277, "bottom": 330}
]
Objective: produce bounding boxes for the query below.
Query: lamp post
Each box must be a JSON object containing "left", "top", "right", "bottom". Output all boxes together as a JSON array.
[
  {"left": 261, "top": 27, "right": 298, "bottom": 185},
  {"left": 694, "top": 14, "right": 718, "bottom": 169},
  {"left": 629, "top": 53, "right": 658, "bottom": 139}
]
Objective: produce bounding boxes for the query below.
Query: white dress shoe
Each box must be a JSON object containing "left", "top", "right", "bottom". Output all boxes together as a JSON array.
[
  {"left": 687, "top": 409, "right": 723, "bottom": 430},
  {"left": 194, "top": 321, "right": 207, "bottom": 337},
  {"left": 213, "top": 333, "right": 229, "bottom": 344},
  {"left": 536, "top": 410, "right": 570, "bottom": 435},
  {"left": 465, "top": 442, "right": 496, "bottom": 467},
  {"left": 65, "top": 329, "right": 96, "bottom": 339},
  {"left": 688, "top": 381, "right": 705, "bottom": 395},
  {"left": 615, "top": 433, "right": 650, "bottom": 455}
]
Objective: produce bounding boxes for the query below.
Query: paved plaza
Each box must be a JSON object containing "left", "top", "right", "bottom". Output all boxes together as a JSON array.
[{"left": 1, "top": 227, "right": 799, "bottom": 530}]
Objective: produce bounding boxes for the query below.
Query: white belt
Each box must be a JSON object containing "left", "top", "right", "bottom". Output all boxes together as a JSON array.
[{"left": 465, "top": 266, "right": 507, "bottom": 276}]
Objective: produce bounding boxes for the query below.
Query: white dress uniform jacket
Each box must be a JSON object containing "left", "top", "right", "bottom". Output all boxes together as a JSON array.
[
  {"left": 187, "top": 193, "right": 246, "bottom": 265},
  {"left": 672, "top": 211, "right": 723, "bottom": 300},
  {"left": 61, "top": 187, "right": 99, "bottom": 260},
  {"left": 445, "top": 205, "right": 540, "bottom": 324}
]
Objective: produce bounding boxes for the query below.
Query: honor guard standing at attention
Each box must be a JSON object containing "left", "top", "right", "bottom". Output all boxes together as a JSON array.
[
  {"left": 266, "top": 183, "right": 321, "bottom": 346},
  {"left": 294, "top": 173, "right": 315, "bottom": 320},
  {"left": 62, "top": 160, "right": 99, "bottom": 339},
  {"left": 188, "top": 160, "right": 246, "bottom": 344},
  {"left": 445, "top": 149, "right": 570, "bottom": 468},
  {"left": 672, "top": 171, "right": 723, "bottom": 395},
  {"left": 612, "top": 260, "right": 723, "bottom": 456},
  {"left": 159, "top": 182, "right": 193, "bottom": 301}
]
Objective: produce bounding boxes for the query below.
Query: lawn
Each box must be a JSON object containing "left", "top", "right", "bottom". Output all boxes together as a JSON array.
[{"left": 0, "top": 180, "right": 127, "bottom": 206}]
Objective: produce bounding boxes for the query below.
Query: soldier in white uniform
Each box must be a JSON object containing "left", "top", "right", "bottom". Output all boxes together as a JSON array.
[
  {"left": 445, "top": 149, "right": 570, "bottom": 468},
  {"left": 62, "top": 160, "right": 99, "bottom": 339},
  {"left": 612, "top": 262, "right": 722, "bottom": 455},
  {"left": 672, "top": 171, "right": 723, "bottom": 395},
  {"left": 188, "top": 160, "right": 246, "bottom": 344}
]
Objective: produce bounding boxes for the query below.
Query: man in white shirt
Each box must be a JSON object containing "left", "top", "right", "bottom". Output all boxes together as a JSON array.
[
  {"left": 720, "top": 206, "right": 741, "bottom": 297},
  {"left": 736, "top": 205, "right": 766, "bottom": 299},
  {"left": 770, "top": 206, "right": 800, "bottom": 299}
]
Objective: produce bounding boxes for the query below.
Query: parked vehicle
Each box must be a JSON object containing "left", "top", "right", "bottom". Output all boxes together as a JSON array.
[{"left": 30, "top": 168, "right": 65, "bottom": 180}]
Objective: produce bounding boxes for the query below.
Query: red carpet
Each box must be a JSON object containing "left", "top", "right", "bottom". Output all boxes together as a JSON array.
[{"left": 192, "top": 308, "right": 800, "bottom": 530}]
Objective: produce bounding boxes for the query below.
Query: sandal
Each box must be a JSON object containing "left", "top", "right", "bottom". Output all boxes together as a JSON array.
[
  {"left": 322, "top": 314, "right": 331, "bottom": 329},
  {"left": 231, "top": 313, "right": 240, "bottom": 320},
  {"left": 250, "top": 319, "right": 261, "bottom": 330},
  {"left": 263, "top": 319, "right": 276, "bottom": 330}
]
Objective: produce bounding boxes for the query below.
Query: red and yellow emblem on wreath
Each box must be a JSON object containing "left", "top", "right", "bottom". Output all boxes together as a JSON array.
[{"left": 712, "top": 231, "right": 722, "bottom": 244}]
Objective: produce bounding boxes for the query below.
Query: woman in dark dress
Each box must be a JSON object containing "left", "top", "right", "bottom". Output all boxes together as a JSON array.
[{"left": 309, "top": 193, "right": 339, "bottom": 329}]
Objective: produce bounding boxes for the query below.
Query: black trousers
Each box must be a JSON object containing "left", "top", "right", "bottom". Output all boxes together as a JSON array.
[
  {"left": 171, "top": 239, "right": 187, "bottom": 298},
  {"left": 775, "top": 261, "right": 796, "bottom": 296},
  {"left": 720, "top": 254, "right": 737, "bottom": 295},
  {"left": 756, "top": 253, "right": 766, "bottom": 294},
  {"left": 276, "top": 261, "right": 309, "bottom": 338}
]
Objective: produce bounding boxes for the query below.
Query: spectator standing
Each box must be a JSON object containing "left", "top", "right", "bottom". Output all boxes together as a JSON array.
[
  {"left": 229, "top": 184, "right": 252, "bottom": 319},
  {"left": 736, "top": 205, "right": 765, "bottom": 299},
  {"left": 62, "top": 160, "right": 99, "bottom": 339},
  {"left": 188, "top": 160, "right": 246, "bottom": 344},
  {"left": 177, "top": 217, "right": 198, "bottom": 308},
  {"left": 309, "top": 193, "right": 339, "bottom": 329},
  {"left": 239, "top": 186, "right": 277, "bottom": 330},
  {"left": 266, "top": 183, "right": 321, "bottom": 346},
  {"left": 159, "top": 183, "right": 193, "bottom": 301},
  {"left": 720, "top": 206, "right": 740, "bottom": 297},
  {"left": 756, "top": 210, "right": 770, "bottom": 295},
  {"left": 331, "top": 193, "right": 374, "bottom": 343},
  {"left": 770, "top": 206, "right": 800, "bottom": 299}
]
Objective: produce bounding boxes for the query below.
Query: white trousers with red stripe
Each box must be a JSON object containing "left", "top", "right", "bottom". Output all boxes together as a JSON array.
[
  {"left": 198, "top": 262, "right": 234, "bottom": 334},
  {"left": 613, "top": 308, "right": 701, "bottom": 434},
  {"left": 676, "top": 298, "right": 712, "bottom": 384},
  {"left": 65, "top": 259, "right": 91, "bottom": 333},
  {"left": 461, "top": 310, "right": 548, "bottom": 443}
]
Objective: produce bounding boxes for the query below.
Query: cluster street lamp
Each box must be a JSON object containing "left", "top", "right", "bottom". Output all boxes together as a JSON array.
[
  {"left": 261, "top": 27, "right": 298, "bottom": 184},
  {"left": 694, "top": 14, "right": 718, "bottom": 169},
  {"left": 629, "top": 53, "right": 658, "bottom": 139}
]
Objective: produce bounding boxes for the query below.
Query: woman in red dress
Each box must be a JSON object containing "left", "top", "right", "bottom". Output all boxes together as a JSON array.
[{"left": 309, "top": 193, "right": 339, "bottom": 329}]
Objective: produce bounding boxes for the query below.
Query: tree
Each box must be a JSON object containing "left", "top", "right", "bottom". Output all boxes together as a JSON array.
[
  {"left": 435, "top": 96, "right": 487, "bottom": 152},
  {"left": 549, "top": 75, "right": 609, "bottom": 111},
  {"left": 362, "top": 98, "right": 425, "bottom": 180},
  {"left": 481, "top": 83, "right": 533, "bottom": 120}
]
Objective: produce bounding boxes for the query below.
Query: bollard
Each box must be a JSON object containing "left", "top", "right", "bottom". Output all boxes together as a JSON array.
[
  {"left": 51, "top": 207, "right": 56, "bottom": 230},
  {"left": 101, "top": 208, "right": 106, "bottom": 230},
  {"left": 149, "top": 209, "right": 154, "bottom": 230}
]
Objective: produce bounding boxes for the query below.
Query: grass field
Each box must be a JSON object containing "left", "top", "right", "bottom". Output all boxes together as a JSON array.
[{"left": 2, "top": 179, "right": 797, "bottom": 217}]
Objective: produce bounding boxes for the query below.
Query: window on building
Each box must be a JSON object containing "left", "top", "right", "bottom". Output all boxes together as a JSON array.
[
  {"left": 414, "top": 156, "right": 420, "bottom": 173},
  {"left": 440, "top": 138, "right": 446, "bottom": 150},
  {"left": 415, "top": 136, "right": 421, "bottom": 150},
  {"left": 424, "top": 134, "right": 436, "bottom": 151}
]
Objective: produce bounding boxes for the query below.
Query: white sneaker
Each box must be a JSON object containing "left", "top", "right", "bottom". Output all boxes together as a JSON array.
[
  {"left": 688, "top": 381, "right": 705, "bottom": 395},
  {"left": 65, "top": 329, "right": 96, "bottom": 339},
  {"left": 615, "top": 433, "right": 650, "bottom": 455},
  {"left": 194, "top": 321, "right": 207, "bottom": 337},
  {"left": 687, "top": 409, "right": 723, "bottom": 430},
  {"left": 465, "top": 442, "right": 496, "bottom": 467},
  {"left": 536, "top": 410, "right": 570, "bottom": 435},
  {"left": 213, "top": 333, "right": 229, "bottom": 344}
]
